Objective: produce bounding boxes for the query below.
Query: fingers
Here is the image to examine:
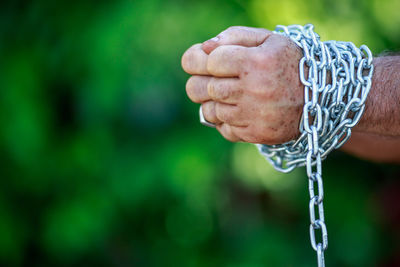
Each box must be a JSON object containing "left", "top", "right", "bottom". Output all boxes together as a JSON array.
[
  {"left": 216, "top": 124, "right": 241, "bottom": 142},
  {"left": 186, "top": 76, "right": 212, "bottom": 103},
  {"left": 201, "top": 101, "right": 247, "bottom": 127},
  {"left": 202, "top": 26, "right": 272, "bottom": 54},
  {"left": 183, "top": 26, "right": 272, "bottom": 76},
  {"left": 202, "top": 101, "right": 246, "bottom": 126},
  {"left": 215, "top": 102, "right": 247, "bottom": 126},
  {"left": 207, "top": 45, "right": 246, "bottom": 77},
  {"left": 187, "top": 76, "right": 242, "bottom": 104},
  {"left": 207, "top": 77, "right": 242, "bottom": 104},
  {"left": 201, "top": 101, "right": 248, "bottom": 143},
  {"left": 182, "top": 44, "right": 209, "bottom": 75},
  {"left": 201, "top": 101, "right": 221, "bottom": 124},
  {"left": 216, "top": 124, "right": 249, "bottom": 142},
  {"left": 182, "top": 43, "right": 245, "bottom": 77}
]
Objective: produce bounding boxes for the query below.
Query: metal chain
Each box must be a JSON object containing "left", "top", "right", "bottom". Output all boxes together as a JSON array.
[{"left": 256, "top": 24, "right": 374, "bottom": 266}]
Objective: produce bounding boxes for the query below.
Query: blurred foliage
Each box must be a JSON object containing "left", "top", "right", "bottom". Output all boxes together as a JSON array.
[{"left": 0, "top": 0, "right": 400, "bottom": 266}]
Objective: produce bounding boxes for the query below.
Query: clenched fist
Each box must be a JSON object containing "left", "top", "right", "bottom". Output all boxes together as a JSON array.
[{"left": 181, "top": 26, "right": 305, "bottom": 145}]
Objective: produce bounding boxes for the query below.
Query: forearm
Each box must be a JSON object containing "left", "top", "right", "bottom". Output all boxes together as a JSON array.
[{"left": 341, "top": 56, "right": 400, "bottom": 162}]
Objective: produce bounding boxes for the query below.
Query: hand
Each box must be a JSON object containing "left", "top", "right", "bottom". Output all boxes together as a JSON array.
[{"left": 181, "top": 26, "right": 304, "bottom": 144}]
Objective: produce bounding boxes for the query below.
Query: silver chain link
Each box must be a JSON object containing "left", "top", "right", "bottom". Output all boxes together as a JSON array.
[{"left": 256, "top": 24, "right": 374, "bottom": 267}]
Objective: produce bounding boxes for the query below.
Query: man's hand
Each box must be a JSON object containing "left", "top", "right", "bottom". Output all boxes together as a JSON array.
[
  {"left": 182, "top": 26, "right": 400, "bottom": 163},
  {"left": 181, "top": 26, "right": 304, "bottom": 144}
]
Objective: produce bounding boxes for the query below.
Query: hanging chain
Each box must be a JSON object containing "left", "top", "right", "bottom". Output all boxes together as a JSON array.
[{"left": 256, "top": 24, "right": 374, "bottom": 266}]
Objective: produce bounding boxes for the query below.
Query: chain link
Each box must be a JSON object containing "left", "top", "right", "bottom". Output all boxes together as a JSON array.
[{"left": 256, "top": 24, "right": 373, "bottom": 266}]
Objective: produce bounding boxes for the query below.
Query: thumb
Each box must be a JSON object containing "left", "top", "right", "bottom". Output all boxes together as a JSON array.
[{"left": 202, "top": 26, "right": 272, "bottom": 54}]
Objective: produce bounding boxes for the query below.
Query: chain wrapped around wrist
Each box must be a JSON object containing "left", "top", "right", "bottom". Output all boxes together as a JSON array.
[{"left": 256, "top": 24, "right": 374, "bottom": 267}]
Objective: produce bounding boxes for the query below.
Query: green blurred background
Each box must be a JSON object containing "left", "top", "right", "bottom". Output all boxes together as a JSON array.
[{"left": 1, "top": 0, "right": 400, "bottom": 266}]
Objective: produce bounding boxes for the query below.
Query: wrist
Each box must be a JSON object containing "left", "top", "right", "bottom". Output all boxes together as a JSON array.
[{"left": 353, "top": 56, "right": 400, "bottom": 136}]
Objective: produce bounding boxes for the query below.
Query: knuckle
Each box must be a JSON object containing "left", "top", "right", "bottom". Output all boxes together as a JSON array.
[
  {"left": 202, "top": 101, "right": 212, "bottom": 115},
  {"left": 210, "top": 79, "right": 243, "bottom": 102},
  {"left": 207, "top": 48, "right": 224, "bottom": 73},
  {"left": 252, "top": 50, "right": 276, "bottom": 67},
  {"left": 215, "top": 104, "right": 226, "bottom": 122},
  {"left": 215, "top": 103, "right": 239, "bottom": 124},
  {"left": 209, "top": 45, "right": 230, "bottom": 59},
  {"left": 215, "top": 104, "right": 234, "bottom": 123},
  {"left": 218, "top": 83, "right": 231, "bottom": 100},
  {"left": 208, "top": 44, "right": 224, "bottom": 58},
  {"left": 209, "top": 80, "right": 229, "bottom": 100},
  {"left": 206, "top": 52, "right": 218, "bottom": 74},
  {"left": 207, "top": 79, "right": 216, "bottom": 98},
  {"left": 208, "top": 46, "right": 245, "bottom": 71}
]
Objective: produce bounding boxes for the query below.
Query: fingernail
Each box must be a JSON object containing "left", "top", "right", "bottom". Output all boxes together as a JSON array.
[{"left": 210, "top": 36, "right": 219, "bottom": 42}]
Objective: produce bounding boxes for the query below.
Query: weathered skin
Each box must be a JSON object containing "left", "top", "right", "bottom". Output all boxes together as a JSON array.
[
  {"left": 182, "top": 27, "right": 304, "bottom": 144},
  {"left": 182, "top": 26, "right": 400, "bottom": 163}
]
